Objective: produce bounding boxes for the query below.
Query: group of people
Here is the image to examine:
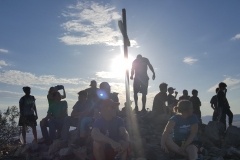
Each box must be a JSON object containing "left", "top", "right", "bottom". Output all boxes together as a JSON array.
[{"left": 17, "top": 55, "right": 234, "bottom": 160}]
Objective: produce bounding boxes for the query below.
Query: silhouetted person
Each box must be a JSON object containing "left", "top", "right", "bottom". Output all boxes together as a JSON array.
[
  {"left": 130, "top": 54, "right": 155, "bottom": 112},
  {"left": 85, "top": 80, "right": 99, "bottom": 103},
  {"left": 210, "top": 88, "right": 219, "bottom": 121},
  {"left": 217, "top": 82, "right": 233, "bottom": 130},
  {"left": 152, "top": 83, "right": 168, "bottom": 115},
  {"left": 189, "top": 89, "right": 202, "bottom": 124},
  {"left": 18, "top": 86, "right": 38, "bottom": 144},
  {"left": 179, "top": 90, "right": 190, "bottom": 100},
  {"left": 167, "top": 87, "right": 178, "bottom": 115}
]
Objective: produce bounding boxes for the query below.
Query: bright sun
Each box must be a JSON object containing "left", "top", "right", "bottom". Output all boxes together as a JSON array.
[{"left": 111, "top": 54, "right": 135, "bottom": 79}]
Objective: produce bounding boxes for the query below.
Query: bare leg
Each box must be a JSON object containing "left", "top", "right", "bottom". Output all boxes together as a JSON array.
[
  {"left": 31, "top": 126, "right": 37, "bottom": 143},
  {"left": 185, "top": 145, "right": 198, "bottom": 160},
  {"left": 22, "top": 125, "right": 27, "bottom": 144},
  {"left": 134, "top": 92, "right": 138, "bottom": 110},
  {"left": 165, "top": 138, "right": 187, "bottom": 157},
  {"left": 93, "top": 141, "right": 105, "bottom": 160},
  {"left": 142, "top": 94, "right": 146, "bottom": 110},
  {"left": 119, "top": 140, "right": 127, "bottom": 160}
]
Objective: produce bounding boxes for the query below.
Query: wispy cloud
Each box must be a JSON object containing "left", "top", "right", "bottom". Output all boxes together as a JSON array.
[
  {"left": 207, "top": 77, "right": 240, "bottom": 92},
  {"left": 0, "top": 60, "right": 9, "bottom": 68},
  {"left": 0, "top": 70, "right": 88, "bottom": 86},
  {"left": 231, "top": 33, "right": 240, "bottom": 40},
  {"left": 59, "top": 1, "right": 138, "bottom": 47},
  {"left": 0, "top": 48, "right": 8, "bottom": 53},
  {"left": 183, "top": 57, "right": 198, "bottom": 65}
]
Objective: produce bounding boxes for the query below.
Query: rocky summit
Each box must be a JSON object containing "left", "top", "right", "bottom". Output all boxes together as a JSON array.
[{"left": 4, "top": 111, "right": 240, "bottom": 160}]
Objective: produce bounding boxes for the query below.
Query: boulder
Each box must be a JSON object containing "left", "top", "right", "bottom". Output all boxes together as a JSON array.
[
  {"left": 204, "top": 121, "right": 225, "bottom": 147},
  {"left": 154, "top": 114, "right": 170, "bottom": 126},
  {"left": 59, "top": 147, "right": 73, "bottom": 156},
  {"left": 21, "top": 143, "right": 39, "bottom": 155},
  {"left": 223, "top": 126, "right": 240, "bottom": 148},
  {"left": 73, "top": 146, "right": 87, "bottom": 160},
  {"left": 209, "top": 147, "right": 227, "bottom": 157},
  {"left": 13, "top": 146, "right": 24, "bottom": 157},
  {"left": 48, "top": 139, "right": 68, "bottom": 155},
  {"left": 68, "top": 129, "right": 77, "bottom": 145}
]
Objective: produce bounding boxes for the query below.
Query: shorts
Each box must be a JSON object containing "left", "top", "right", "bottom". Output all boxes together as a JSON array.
[
  {"left": 18, "top": 115, "right": 37, "bottom": 127},
  {"left": 174, "top": 140, "right": 202, "bottom": 153},
  {"left": 133, "top": 77, "right": 149, "bottom": 95},
  {"left": 80, "top": 117, "right": 94, "bottom": 132}
]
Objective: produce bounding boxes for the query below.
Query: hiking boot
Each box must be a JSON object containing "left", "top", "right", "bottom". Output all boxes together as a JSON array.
[
  {"left": 141, "top": 108, "right": 147, "bottom": 112},
  {"left": 134, "top": 106, "right": 139, "bottom": 112}
]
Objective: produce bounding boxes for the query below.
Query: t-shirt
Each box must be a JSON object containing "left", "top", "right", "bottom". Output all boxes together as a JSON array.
[
  {"left": 93, "top": 116, "right": 125, "bottom": 142},
  {"left": 152, "top": 92, "right": 167, "bottom": 115},
  {"left": 72, "top": 100, "right": 94, "bottom": 116},
  {"left": 19, "top": 95, "right": 35, "bottom": 115},
  {"left": 132, "top": 57, "right": 150, "bottom": 79},
  {"left": 210, "top": 95, "right": 217, "bottom": 108},
  {"left": 170, "top": 114, "right": 198, "bottom": 141},
  {"left": 217, "top": 90, "right": 229, "bottom": 108},
  {"left": 167, "top": 94, "right": 178, "bottom": 106},
  {"left": 47, "top": 101, "right": 68, "bottom": 118},
  {"left": 179, "top": 95, "right": 190, "bottom": 100},
  {"left": 85, "top": 87, "right": 99, "bottom": 102},
  {"left": 47, "top": 98, "right": 55, "bottom": 107},
  {"left": 189, "top": 96, "right": 201, "bottom": 113}
]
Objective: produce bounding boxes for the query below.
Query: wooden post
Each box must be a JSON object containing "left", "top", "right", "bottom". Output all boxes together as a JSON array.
[{"left": 118, "top": 8, "right": 131, "bottom": 109}]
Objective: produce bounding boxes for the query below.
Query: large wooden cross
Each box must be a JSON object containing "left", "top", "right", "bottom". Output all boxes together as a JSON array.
[{"left": 118, "top": 9, "right": 131, "bottom": 109}]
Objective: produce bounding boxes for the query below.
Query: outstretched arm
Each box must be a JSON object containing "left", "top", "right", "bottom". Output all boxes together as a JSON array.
[
  {"left": 61, "top": 86, "right": 66, "bottom": 99},
  {"left": 147, "top": 60, "right": 155, "bottom": 80}
]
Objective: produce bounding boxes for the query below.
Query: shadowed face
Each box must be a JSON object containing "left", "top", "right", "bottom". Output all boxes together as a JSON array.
[
  {"left": 24, "top": 88, "right": 31, "bottom": 95},
  {"left": 53, "top": 92, "right": 61, "bottom": 102}
]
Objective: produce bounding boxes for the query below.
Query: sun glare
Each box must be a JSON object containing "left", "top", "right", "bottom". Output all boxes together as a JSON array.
[{"left": 111, "top": 54, "right": 134, "bottom": 79}]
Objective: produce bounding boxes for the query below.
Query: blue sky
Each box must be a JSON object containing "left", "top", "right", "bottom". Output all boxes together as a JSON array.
[{"left": 1, "top": 0, "right": 240, "bottom": 124}]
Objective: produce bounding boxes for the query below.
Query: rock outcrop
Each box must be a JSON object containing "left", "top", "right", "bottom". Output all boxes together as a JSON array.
[{"left": 9, "top": 111, "right": 240, "bottom": 160}]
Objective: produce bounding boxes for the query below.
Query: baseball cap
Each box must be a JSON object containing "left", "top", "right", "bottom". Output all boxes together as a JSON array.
[
  {"left": 90, "top": 80, "right": 97, "bottom": 86},
  {"left": 100, "top": 99, "right": 120, "bottom": 109},
  {"left": 168, "top": 87, "right": 175, "bottom": 91}
]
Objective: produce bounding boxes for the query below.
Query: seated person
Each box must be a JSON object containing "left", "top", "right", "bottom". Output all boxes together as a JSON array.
[
  {"left": 61, "top": 90, "right": 93, "bottom": 141},
  {"left": 153, "top": 83, "right": 172, "bottom": 115},
  {"left": 40, "top": 92, "right": 68, "bottom": 144},
  {"left": 85, "top": 80, "right": 99, "bottom": 103},
  {"left": 161, "top": 100, "right": 201, "bottom": 160},
  {"left": 91, "top": 99, "right": 130, "bottom": 160}
]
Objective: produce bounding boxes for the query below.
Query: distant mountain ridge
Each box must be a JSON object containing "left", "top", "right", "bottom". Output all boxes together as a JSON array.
[{"left": 202, "top": 114, "right": 240, "bottom": 127}]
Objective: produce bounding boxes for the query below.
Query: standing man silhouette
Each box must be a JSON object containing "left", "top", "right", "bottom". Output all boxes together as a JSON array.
[{"left": 130, "top": 54, "right": 155, "bottom": 112}]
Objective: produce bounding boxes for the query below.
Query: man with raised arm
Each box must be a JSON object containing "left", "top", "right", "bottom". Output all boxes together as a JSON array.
[{"left": 130, "top": 54, "right": 155, "bottom": 112}]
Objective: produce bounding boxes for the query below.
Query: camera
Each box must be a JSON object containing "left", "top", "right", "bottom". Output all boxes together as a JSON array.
[{"left": 55, "top": 85, "right": 64, "bottom": 90}]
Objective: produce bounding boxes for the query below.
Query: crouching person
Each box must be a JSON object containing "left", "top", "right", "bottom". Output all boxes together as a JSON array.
[
  {"left": 91, "top": 99, "right": 130, "bottom": 160},
  {"left": 40, "top": 91, "right": 68, "bottom": 144},
  {"left": 161, "top": 100, "right": 201, "bottom": 160}
]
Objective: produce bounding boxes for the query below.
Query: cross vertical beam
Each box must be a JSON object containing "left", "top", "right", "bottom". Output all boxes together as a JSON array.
[{"left": 118, "top": 9, "right": 131, "bottom": 109}]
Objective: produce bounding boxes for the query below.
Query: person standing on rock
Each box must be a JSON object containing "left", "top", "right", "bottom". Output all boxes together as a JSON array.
[
  {"left": 161, "top": 100, "right": 201, "bottom": 160},
  {"left": 217, "top": 82, "right": 233, "bottom": 130},
  {"left": 152, "top": 83, "right": 169, "bottom": 115},
  {"left": 40, "top": 91, "right": 68, "bottom": 144},
  {"left": 179, "top": 90, "right": 190, "bottom": 100},
  {"left": 91, "top": 99, "right": 130, "bottom": 160},
  {"left": 189, "top": 89, "right": 202, "bottom": 124},
  {"left": 18, "top": 86, "right": 38, "bottom": 144},
  {"left": 210, "top": 88, "right": 219, "bottom": 121},
  {"left": 130, "top": 54, "right": 155, "bottom": 112}
]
